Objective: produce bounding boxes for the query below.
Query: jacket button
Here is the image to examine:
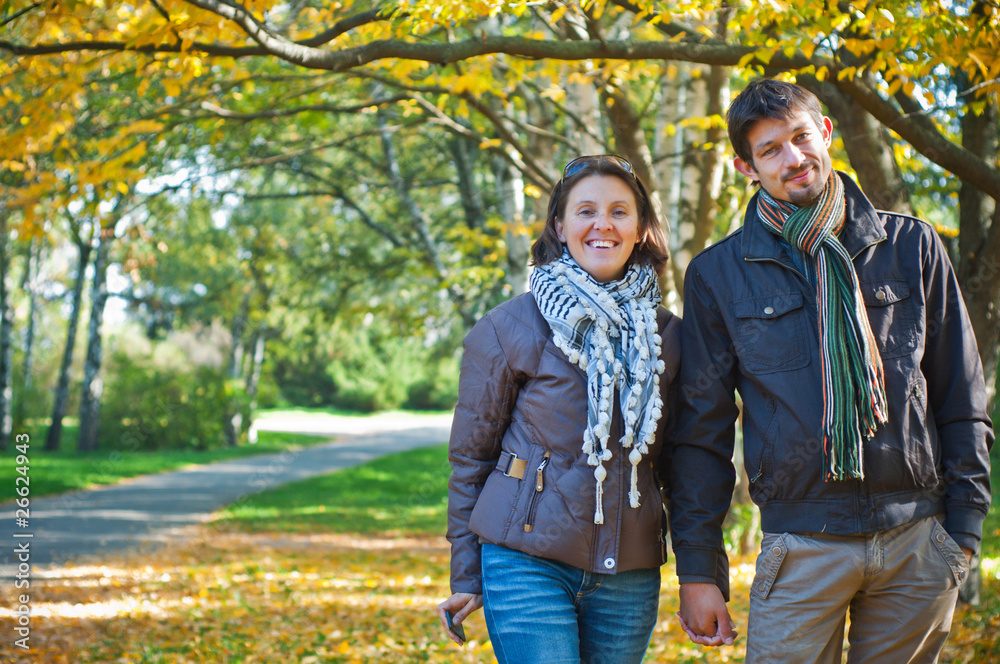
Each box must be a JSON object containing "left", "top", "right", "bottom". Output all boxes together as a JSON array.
[
  {"left": 936, "top": 533, "right": 947, "bottom": 543},
  {"left": 876, "top": 289, "right": 886, "bottom": 301},
  {"left": 764, "top": 306, "right": 774, "bottom": 315},
  {"left": 604, "top": 557, "right": 616, "bottom": 569},
  {"left": 771, "top": 546, "right": 782, "bottom": 556}
]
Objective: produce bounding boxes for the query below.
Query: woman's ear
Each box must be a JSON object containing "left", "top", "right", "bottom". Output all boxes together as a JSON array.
[{"left": 555, "top": 219, "right": 566, "bottom": 243}]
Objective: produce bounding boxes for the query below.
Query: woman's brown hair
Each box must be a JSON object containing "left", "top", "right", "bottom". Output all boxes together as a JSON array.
[{"left": 529, "top": 155, "right": 670, "bottom": 276}]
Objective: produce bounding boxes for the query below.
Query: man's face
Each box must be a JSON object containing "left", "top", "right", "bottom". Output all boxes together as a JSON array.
[{"left": 734, "top": 110, "right": 834, "bottom": 206}]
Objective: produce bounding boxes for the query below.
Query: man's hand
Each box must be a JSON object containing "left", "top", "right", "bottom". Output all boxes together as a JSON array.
[
  {"left": 961, "top": 547, "right": 973, "bottom": 564},
  {"left": 677, "top": 583, "right": 737, "bottom": 647},
  {"left": 436, "top": 593, "right": 483, "bottom": 645}
]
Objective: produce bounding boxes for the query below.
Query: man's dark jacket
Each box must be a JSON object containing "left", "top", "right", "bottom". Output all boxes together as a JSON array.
[{"left": 670, "top": 173, "right": 993, "bottom": 585}]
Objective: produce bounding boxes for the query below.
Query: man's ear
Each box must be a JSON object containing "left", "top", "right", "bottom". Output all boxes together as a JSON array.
[
  {"left": 821, "top": 116, "right": 834, "bottom": 148},
  {"left": 734, "top": 157, "right": 759, "bottom": 182}
]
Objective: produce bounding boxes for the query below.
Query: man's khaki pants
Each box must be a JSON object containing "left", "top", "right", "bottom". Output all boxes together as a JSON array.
[{"left": 746, "top": 516, "right": 969, "bottom": 664}]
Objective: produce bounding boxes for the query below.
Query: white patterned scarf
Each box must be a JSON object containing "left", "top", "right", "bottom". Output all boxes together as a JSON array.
[{"left": 530, "top": 249, "right": 665, "bottom": 524}]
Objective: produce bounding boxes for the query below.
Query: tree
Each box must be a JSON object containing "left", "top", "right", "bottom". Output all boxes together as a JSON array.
[{"left": 5, "top": 2, "right": 997, "bottom": 369}]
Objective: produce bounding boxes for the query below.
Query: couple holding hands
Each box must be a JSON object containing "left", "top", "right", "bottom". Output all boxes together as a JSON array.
[{"left": 437, "top": 78, "right": 993, "bottom": 664}]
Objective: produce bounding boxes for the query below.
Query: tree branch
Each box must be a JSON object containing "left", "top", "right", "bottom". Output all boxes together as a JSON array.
[
  {"left": 2, "top": 1, "right": 44, "bottom": 29},
  {"left": 192, "top": 96, "right": 408, "bottom": 121},
  {"left": 6, "top": 12, "right": 1000, "bottom": 200},
  {"left": 836, "top": 77, "right": 1000, "bottom": 201}
]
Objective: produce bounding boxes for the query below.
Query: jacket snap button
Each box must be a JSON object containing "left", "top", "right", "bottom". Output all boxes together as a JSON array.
[
  {"left": 936, "top": 533, "right": 947, "bottom": 543},
  {"left": 771, "top": 546, "right": 782, "bottom": 556},
  {"left": 604, "top": 557, "right": 615, "bottom": 569},
  {"left": 876, "top": 289, "right": 886, "bottom": 301},
  {"left": 763, "top": 306, "right": 774, "bottom": 315}
]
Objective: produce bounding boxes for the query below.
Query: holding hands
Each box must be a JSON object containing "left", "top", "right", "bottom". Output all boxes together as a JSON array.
[{"left": 677, "top": 583, "right": 738, "bottom": 647}]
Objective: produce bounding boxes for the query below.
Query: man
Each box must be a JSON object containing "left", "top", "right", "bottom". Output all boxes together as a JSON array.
[{"left": 669, "top": 78, "right": 993, "bottom": 662}]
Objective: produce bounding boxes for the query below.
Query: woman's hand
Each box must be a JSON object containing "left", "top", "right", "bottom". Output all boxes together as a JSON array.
[
  {"left": 436, "top": 593, "right": 483, "bottom": 645},
  {"left": 677, "top": 583, "right": 737, "bottom": 646}
]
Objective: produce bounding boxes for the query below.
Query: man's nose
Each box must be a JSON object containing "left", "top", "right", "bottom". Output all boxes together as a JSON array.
[{"left": 782, "top": 143, "right": 805, "bottom": 168}]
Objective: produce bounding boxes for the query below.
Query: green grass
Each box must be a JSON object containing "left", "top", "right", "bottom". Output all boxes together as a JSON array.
[
  {"left": 1, "top": 427, "right": 337, "bottom": 499},
  {"left": 212, "top": 443, "right": 451, "bottom": 536}
]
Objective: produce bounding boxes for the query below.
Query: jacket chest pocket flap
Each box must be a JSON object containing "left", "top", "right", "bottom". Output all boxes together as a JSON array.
[
  {"left": 860, "top": 279, "right": 917, "bottom": 358},
  {"left": 732, "top": 292, "right": 809, "bottom": 374}
]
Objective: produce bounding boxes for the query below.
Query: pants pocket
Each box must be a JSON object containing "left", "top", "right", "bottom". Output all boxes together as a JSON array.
[
  {"left": 929, "top": 519, "right": 970, "bottom": 587},
  {"left": 751, "top": 533, "right": 788, "bottom": 600}
]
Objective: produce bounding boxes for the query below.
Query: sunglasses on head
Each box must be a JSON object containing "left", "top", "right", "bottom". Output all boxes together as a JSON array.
[{"left": 561, "top": 154, "right": 635, "bottom": 182}]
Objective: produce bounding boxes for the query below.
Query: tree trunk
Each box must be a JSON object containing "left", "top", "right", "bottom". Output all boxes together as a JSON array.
[
  {"left": 77, "top": 227, "right": 112, "bottom": 453},
  {"left": 376, "top": 107, "right": 478, "bottom": 328},
  {"left": 245, "top": 326, "right": 266, "bottom": 410},
  {"left": 797, "top": 75, "right": 913, "bottom": 215},
  {"left": 450, "top": 135, "right": 488, "bottom": 231},
  {"left": 244, "top": 325, "right": 266, "bottom": 445},
  {"left": 682, "top": 63, "right": 728, "bottom": 272},
  {"left": 223, "top": 291, "right": 250, "bottom": 447},
  {"left": 600, "top": 84, "right": 678, "bottom": 299},
  {"left": 495, "top": 155, "right": 530, "bottom": 295},
  {"left": 45, "top": 239, "right": 91, "bottom": 451},
  {"left": 0, "top": 215, "right": 13, "bottom": 450},
  {"left": 953, "top": 83, "right": 999, "bottom": 607},
  {"left": 654, "top": 67, "right": 689, "bottom": 299},
  {"left": 955, "top": 88, "right": 1000, "bottom": 409},
  {"left": 15, "top": 239, "right": 39, "bottom": 427}
]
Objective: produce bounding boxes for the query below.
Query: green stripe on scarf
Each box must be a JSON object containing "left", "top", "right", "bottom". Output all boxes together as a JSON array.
[{"left": 756, "top": 173, "right": 888, "bottom": 481}]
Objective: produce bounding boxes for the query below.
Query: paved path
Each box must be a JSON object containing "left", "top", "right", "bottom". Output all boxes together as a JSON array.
[{"left": 0, "top": 412, "right": 452, "bottom": 574}]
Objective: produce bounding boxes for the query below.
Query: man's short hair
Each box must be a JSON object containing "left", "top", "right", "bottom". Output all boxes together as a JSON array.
[{"left": 727, "top": 79, "right": 825, "bottom": 169}]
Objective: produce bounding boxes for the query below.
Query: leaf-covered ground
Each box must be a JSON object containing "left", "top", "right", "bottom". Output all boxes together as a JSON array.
[
  {"left": 1, "top": 530, "right": 997, "bottom": 663},
  {"left": 2, "top": 442, "right": 997, "bottom": 662}
]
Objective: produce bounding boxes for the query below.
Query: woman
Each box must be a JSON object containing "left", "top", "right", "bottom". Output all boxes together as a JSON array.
[{"left": 436, "top": 155, "right": 680, "bottom": 664}]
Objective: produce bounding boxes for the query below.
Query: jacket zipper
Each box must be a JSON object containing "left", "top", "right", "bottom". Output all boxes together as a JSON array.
[{"left": 523, "top": 452, "right": 551, "bottom": 533}]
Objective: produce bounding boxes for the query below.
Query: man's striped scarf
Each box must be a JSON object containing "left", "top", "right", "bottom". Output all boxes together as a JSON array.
[
  {"left": 756, "top": 172, "right": 888, "bottom": 481},
  {"left": 530, "top": 250, "right": 665, "bottom": 523}
]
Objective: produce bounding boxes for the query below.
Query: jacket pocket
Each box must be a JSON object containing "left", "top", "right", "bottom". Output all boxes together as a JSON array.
[
  {"left": 732, "top": 293, "right": 809, "bottom": 374},
  {"left": 861, "top": 279, "right": 917, "bottom": 359},
  {"left": 523, "top": 452, "right": 551, "bottom": 533},
  {"left": 750, "top": 532, "right": 788, "bottom": 600}
]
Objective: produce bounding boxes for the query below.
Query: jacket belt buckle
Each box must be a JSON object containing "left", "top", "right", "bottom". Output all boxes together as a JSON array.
[{"left": 501, "top": 452, "right": 527, "bottom": 480}]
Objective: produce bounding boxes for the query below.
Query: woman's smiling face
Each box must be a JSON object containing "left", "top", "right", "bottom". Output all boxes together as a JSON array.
[{"left": 556, "top": 174, "right": 639, "bottom": 283}]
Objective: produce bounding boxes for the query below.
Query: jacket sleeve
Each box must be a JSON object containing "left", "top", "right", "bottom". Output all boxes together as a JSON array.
[
  {"left": 656, "top": 309, "right": 683, "bottom": 494},
  {"left": 447, "top": 313, "right": 520, "bottom": 594},
  {"left": 668, "top": 262, "right": 740, "bottom": 591},
  {"left": 919, "top": 229, "right": 994, "bottom": 553}
]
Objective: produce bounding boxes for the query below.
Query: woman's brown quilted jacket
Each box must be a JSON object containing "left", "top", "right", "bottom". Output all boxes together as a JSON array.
[{"left": 446, "top": 292, "right": 681, "bottom": 594}]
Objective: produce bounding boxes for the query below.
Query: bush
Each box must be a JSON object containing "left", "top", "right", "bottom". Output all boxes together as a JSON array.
[
  {"left": 325, "top": 322, "right": 460, "bottom": 413},
  {"left": 99, "top": 324, "right": 242, "bottom": 451}
]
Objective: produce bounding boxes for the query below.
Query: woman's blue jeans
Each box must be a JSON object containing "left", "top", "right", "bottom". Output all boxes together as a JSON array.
[{"left": 481, "top": 542, "right": 660, "bottom": 664}]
